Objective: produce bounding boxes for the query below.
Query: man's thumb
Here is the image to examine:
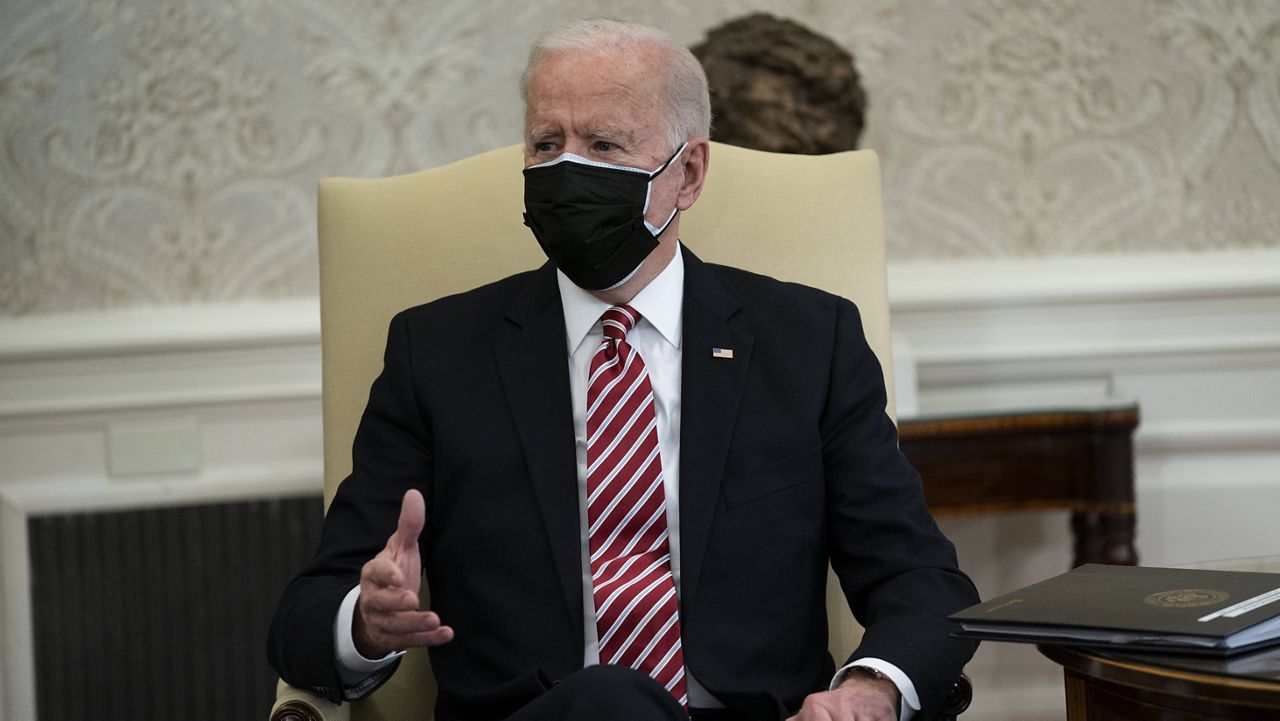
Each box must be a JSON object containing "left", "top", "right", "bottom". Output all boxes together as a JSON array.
[{"left": 392, "top": 489, "right": 426, "bottom": 551}]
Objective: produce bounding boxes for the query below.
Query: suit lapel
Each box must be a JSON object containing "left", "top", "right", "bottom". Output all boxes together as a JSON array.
[
  {"left": 678, "top": 247, "right": 753, "bottom": 606},
  {"left": 490, "top": 250, "right": 755, "bottom": 649},
  {"left": 493, "top": 263, "right": 584, "bottom": 643}
]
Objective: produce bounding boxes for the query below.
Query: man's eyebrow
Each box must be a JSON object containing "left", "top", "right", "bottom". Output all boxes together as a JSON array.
[
  {"left": 526, "top": 128, "right": 560, "bottom": 144},
  {"left": 588, "top": 127, "right": 636, "bottom": 144},
  {"left": 525, "top": 126, "right": 636, "bottom": 145}
]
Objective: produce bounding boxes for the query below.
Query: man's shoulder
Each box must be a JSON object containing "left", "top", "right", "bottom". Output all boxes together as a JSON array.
[
  {"left": 394, "top": 267, "right": 542, "bottom": 327},
  {"left": 701, "top": 260, "right": 849, "bottom": 317}
]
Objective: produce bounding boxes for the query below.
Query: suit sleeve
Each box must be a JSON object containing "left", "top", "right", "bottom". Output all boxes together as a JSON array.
[
  {"left": 820, "top": 298, "right": 979, "bottom": 718},
  {"left": 267, "top": 311, "right": 434, "bottom": 702}
]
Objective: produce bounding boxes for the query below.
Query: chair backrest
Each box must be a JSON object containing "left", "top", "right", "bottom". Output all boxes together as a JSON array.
[{"left": 317, "top": 142, "right": 894, "bottom": 720}]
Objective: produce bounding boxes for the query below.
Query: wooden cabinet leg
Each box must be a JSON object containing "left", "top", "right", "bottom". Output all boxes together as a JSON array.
[
  {"left": 1071, "top": 511, "right": 1137, "bottom": 567},
  {"left": 1064, "top": 668, "right": 1089, "bottom": 721}
]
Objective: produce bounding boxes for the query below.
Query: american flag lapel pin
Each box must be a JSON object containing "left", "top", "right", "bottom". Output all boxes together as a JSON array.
[{"left": 711, "top": 347, "right": 734, "bottom": 359}]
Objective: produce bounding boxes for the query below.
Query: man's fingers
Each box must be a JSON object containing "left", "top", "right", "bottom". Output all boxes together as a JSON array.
[
  {"left": 363, "top": 613, "right": 454, "bottom": 651},
  {"left": 401, "top": 625, "right": 454, "bottom": 647},
  {"left": 789, "top": 697, "right": 837, "bottom": 721},
  {"left": 362, "top": 556, "right": 405, "bottom": 589},
  {"left": 369, "top": 627, "right": 453, "bottom": 651},
  {"left": 360, "top": 586, "right": 419, "bottom": 614},
  {"left": 390, "top": 489, "right": 426, "bottom": 552},
  {"left": 376, "top": 610, "right": 443, "bottom": 635},
  {"left": 792, "top": 687, "right": 895, "bottom": 721}
]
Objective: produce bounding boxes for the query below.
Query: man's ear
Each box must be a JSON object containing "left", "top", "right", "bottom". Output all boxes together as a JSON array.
[{"left": 675, "top": 139, "right": 710, "bottom": 211}]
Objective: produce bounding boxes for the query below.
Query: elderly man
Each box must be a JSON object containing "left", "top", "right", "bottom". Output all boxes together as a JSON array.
[{"left": 269, "top": 18, "right": 978, "bottom": 721}]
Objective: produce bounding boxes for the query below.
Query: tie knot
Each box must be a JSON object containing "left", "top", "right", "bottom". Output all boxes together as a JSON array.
[{"left": 601, "top": 305, "right": 640, "bottom": 342}]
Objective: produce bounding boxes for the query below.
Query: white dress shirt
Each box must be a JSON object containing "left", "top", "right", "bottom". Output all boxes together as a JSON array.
[{"left": 334, "top": 245, "right": 918, "bottom": 718}]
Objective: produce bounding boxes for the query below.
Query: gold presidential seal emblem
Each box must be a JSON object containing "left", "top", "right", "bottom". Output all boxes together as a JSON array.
[{"left": 1144, "top": 588, "right": 1230, "bottom": 608}]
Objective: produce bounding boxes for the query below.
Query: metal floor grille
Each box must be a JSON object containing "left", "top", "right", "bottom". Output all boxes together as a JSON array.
[{"left": 28, "top": 495, "right": 323, "bottom": 721}]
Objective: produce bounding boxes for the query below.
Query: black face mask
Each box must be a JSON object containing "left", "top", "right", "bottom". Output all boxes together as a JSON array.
[{"left": 522, "top": 143, "right": 686, "bottom": 290}]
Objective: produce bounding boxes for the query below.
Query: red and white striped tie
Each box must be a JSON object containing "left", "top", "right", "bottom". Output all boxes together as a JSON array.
[{"left": 586, "top": 305, "right": 686, "bottom": 706}]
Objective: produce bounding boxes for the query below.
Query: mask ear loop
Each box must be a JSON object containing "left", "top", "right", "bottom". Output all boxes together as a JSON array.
[
  {"left": 605, "top": 142, "right": 691, "bottom": 290},
  {"left": 641, "top": 141, "right": 690, "bottom": 221},
  {"left": 644, "top": 205, "right": 680, "bottom": 237},
  {"left": 651, "top": 141, "right": 689, "bottom": 177}
]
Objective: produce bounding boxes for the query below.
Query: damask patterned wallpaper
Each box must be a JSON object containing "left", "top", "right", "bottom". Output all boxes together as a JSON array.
[{"left": 2, "top": 0, "right": 1278, "bottom": 315}]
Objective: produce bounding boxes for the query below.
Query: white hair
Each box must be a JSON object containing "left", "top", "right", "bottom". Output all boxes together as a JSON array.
[{"left": 521, "top": 18, "right": 712, "bottom": 151}]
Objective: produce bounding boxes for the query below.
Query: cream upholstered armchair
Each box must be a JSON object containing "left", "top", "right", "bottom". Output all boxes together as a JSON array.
[{"left": 270, "top": 142, "right": 970, "bottom": 721}]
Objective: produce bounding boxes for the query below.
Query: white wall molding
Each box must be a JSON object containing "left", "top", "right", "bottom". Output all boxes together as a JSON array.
[
  {"left": 0, "top": 458, "right": 322, "bottom": 517},
  {"left": 0, "top": 298, "right": 320, "bottom": 361},
  {"left": 888, "top": 249, "right": 1280, "bottom": 310},
  {"left": 0, "top": 251, "right": 1274, "bottom": 487},
  {"left": 890, "top": 251, "right": 1280, "bottom": 377},
  {"left": 1135, "top": 419, "right": 1280, "bottom": 454},
  {"left": 0, "top": 346, "right": 322, "bottom": 420},
  {"left": 0, "top": 299, "right": 322, "bottom": 421},
  {"left": 0, "top": 300, "right": 325, "bottom": 502},
  {"left": 888, "top": 251, "right": 1280, "bottom": 439}
]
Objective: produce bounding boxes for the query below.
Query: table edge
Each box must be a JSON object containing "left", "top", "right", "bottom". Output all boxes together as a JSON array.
[{"left": 1038, "top": 644, "right": 1280, "bottom": 707}]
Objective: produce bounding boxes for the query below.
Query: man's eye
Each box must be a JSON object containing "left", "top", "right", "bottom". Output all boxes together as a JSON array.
[
  {"left": 534, "top": 142, "right": 555, "bottom": 153},
  {"left": 593, "top": 141, "right": 616, "bottom": 152}
]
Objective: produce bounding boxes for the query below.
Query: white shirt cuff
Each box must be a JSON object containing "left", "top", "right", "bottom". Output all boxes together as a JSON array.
[
  {"left": 830, "top": 658, "right": 920, "bottom": 721},
  {"left": 334, "top": 585, "right": 404, "bottom": 678}
]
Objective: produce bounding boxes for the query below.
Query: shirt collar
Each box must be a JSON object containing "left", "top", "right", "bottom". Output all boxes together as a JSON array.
[{"left": 557, "top": 243, "right": 685, "bottom": 353}]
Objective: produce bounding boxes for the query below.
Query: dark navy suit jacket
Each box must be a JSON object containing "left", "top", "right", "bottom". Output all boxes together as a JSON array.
[{"left": 268, "top": 246, "right": 979, "bottom": 720}]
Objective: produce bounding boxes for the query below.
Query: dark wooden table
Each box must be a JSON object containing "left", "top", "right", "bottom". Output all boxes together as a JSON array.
[
  {"left": 1039, "top": 641, "right": 1280, "bottom": 720},
  {"left": 899, "top": 403, "right": 1141, "bottom": 567},
  {"left": 1038, "top": 556, "right": 1280, "bottom": 720}
]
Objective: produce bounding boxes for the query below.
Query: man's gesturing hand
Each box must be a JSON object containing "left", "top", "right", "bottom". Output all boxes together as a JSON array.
[
  {"left": 353, "top": 489, "right": 454, "bottom": 659},
  {"left": 786, "top": 672, "right": 900, "bottom": 721}
]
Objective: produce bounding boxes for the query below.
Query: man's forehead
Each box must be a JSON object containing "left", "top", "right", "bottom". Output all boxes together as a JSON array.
[
  {"left": 526, "top": 87, "right": 658, "bottom": 137},
  {"left": 527, "top": 46, "right": 661, "bottom": 102}
]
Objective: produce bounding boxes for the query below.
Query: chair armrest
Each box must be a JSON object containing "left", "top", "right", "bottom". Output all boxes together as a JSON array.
[{"left": 270, "top": 679, "right": 350, "bottom": 721}]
